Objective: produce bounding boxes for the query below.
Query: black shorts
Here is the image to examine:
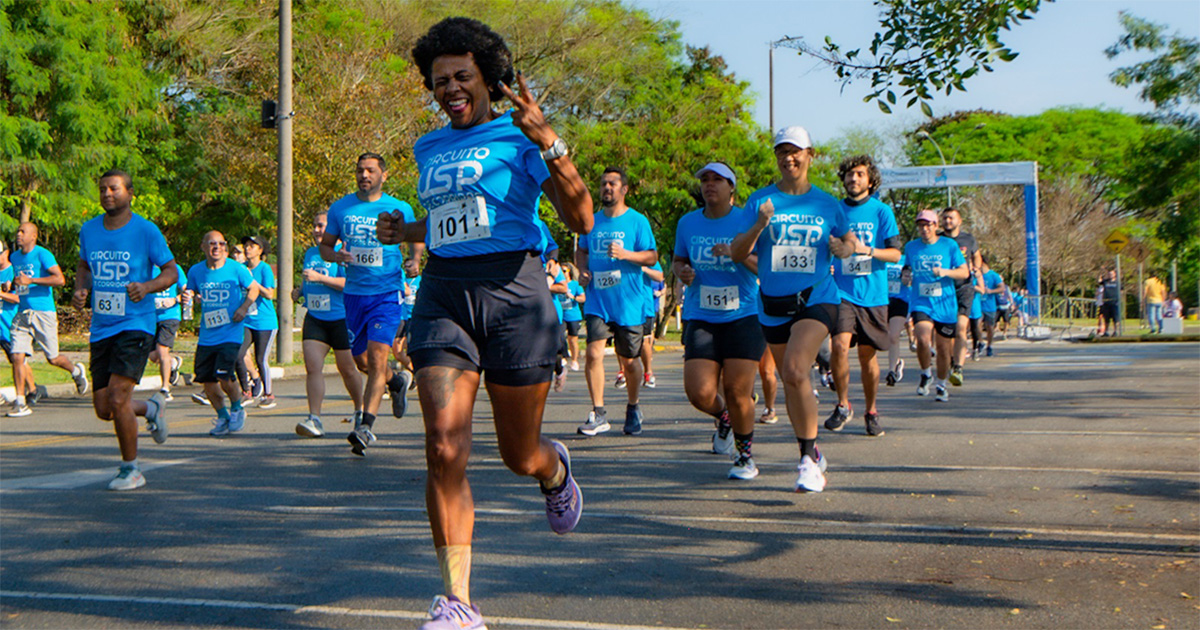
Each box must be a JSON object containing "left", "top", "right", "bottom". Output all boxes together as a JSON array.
[
  {"left": 833, "top": 302, "right": 891, "bottom": 350},
  {"left": 997, "top": 307, "right": 1011, "bottom": 323},
  {"left": 89, "top": 330, "right": 154, "bottom": 391},
  {"left": 760, "top": 302, "right": 839, "bottom": 345},
  {"left": 408, "top": 251, "right": 557, "bottom": 386},
  {"left": 683, "top": 315, "right": 766, "bottom": 363},
  {"left": 956, "top": 282, "right": 974, "bottom": 317},
  {"left": 564, "top": 320, "right": 581, "bottom": 337},
  {"left": 1100, "top": 302, "right": 1121, "bottom": 323},
  {"left": 982, "top": 311, "right": 998, "bottom": 328},
  {"left": 395, "top": 319, "right": 408, "bottom": 341},
  {"left": 642, "top": 317, "right": 654, "bottom": 336},
  {"left": 303, "top": 313, "right": 350, "bottom": 351},
  {"left": 586, "top": 315, "right": 644, "bottom": 358},
  {"left": 194, "top": 342, "right": 242, "bottom": 383},
  {"left": 1, "top": 338, "right": 12, "bottom": 362},
  {"left": 887, "top": 297, "right": 910, "bottom": 320},
  {"left": 154, "top": 319, "right": 180, "bottom": 349},
  {"left": 911, "top": 311, "right": 957, "bottom": 339}
]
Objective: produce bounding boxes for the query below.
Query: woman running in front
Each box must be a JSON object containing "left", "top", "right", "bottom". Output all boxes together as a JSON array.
[
  {"left": 730, "top": 126, "right": 858, "bottom": 493},
  {"left": 674, "top": 162, "right": 767, "bottom": 480},
  {"left": 376, "top": 18, "right": 593, "bottom": 630}
]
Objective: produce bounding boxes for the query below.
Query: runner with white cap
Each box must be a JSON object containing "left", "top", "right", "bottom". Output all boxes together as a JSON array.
[{"left": 730, "top": 126, "right": 859, "bottom": 492}]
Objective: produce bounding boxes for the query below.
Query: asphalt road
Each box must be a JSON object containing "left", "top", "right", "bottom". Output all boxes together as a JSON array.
[{"left": 1, "top": 340, "right": 1197, "bottom": 629}]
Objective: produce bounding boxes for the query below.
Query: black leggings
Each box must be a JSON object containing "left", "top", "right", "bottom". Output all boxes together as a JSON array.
[{"left": 236, "top": 328, "right": 277, "bottom": 395}]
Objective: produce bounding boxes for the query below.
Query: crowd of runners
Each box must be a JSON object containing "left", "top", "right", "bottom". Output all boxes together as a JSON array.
[{"left": 1, "top": 17, "right": 1044, "bottom": 630}]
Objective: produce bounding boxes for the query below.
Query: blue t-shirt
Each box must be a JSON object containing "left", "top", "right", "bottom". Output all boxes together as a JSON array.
[
  {"left": 674, "top": 207, "right": 760, "bottom": 323},
  {"left": 549, "top": 268, "right": 567, "bottom": 324},
  {"left": 0, "top": 265, "right": 16, "bottom": 342},
  {"left": 643, "top": 262, "right": 664, "bottom": 321},
  {"left": 9, "top": 245, "right": 59, "bottom": 312},
  {"left": 903, "top": 237, "right": 966, "bottom": 323},
  {"left": 886, "top": 259, "right": 911, "bottom": 303},
  {"left": 970, "top": 289, "right": 983, "bottom": 319},
  {"left": 325, "top": 193, "right": 415, "bottom": 296},
  {"left": 400, "top": 274, "right": 422, "bottom": 321},
  {"left": 153, "top": 263, "right": 189, "bottom": 322},
  {"left": 981, "top": 270, "right": 1003, "bottom": 313},
  {"left": 187, "top": 259, "right": 255, "bottom": 347},
  {"left": 743, "top": 184, "right": 848, "bottom": 327},
  {"left": 78, "top": 215, "right": 175, "bottom": 342},
  {"left": 301, "top": 245, "right": 346, "bottom": 322},
  {"left": 581, "top": 208, "right": 657, "bottom": 327},
  {"left": 414, "top": 112, "right": 551, "bottom": 258},
  {"left": 244, "top": 260, "right": 278, "bottom": 331},
  {"left": 562, "top": 280, "right": 583, "bottom": 322},
  {"left": 833, "top": 197, "right": 899, "bottom": 308}
]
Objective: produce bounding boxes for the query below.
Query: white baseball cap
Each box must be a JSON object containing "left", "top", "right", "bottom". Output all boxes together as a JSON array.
[
  {"left": 772, "top": 126, "right": 813, "bottom": 149},
  {"left": 694, "top": 162, "right": 736, "bottom": 187}
]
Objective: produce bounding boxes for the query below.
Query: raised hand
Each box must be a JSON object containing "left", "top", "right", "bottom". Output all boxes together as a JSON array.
[
  {"left": 756, "top": 198, "right": 775, "bottom": 227},
  {"left": 497, "top": 72, "right": 556, "bottom": 150}
]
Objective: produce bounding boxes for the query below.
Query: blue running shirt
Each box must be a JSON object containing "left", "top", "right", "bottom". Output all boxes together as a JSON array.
[
  {"left": 244, "top": 260, "right": 278, "bottom": 331},
  {"left": 886, "top": 259, "right": 911, "bottom": 303},
  {"left": 153, "top": 263, "right": 189, "bottom": 322},
  {"left": 414, "top": 112, "right": 551, "bottom": 258},
  {"left": 581, "top": 208, "right": 657, "bottom": 327},
  {"left": 981, "top": 270, "right": 1003, "bottom": 313},
  {"left": 325, "top": 193, "right": 415, "bottom": 295},
  {"left": 301, "top": 246, "right": 346, "bottom": 321},
  {"left": 78, "top": 215, "right": 175, "bottom": 341},
  {"left": 187, "top": 260, "right": 255, "bottom": 346},
  {"left": 903, "top": 237, "right": 965, "bottom": 323},
  {"left": 562, "top": 280, "right": 583, "bottom": 322},
  {"left": 742, "top": 184, "right": 848, "bottom": 327},
  {"left": 674, "top": 207, "right": 760, "bottom": 323},
  {"left": 400, "top": 274, "right": 421, "bottom": 321},
  {"left": 0, "top": 265, "right": 16, "bottom": 341},
  {"left": 833, "top": 197, "right": 899, "bottom": 307},
  {"left": 9, "top": 245, "right": 59, "bottom": 312}
]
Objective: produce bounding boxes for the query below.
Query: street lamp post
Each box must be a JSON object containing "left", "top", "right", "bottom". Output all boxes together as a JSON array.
[{"left": 768, "top": 37, "right": 803, "bottom": 136}]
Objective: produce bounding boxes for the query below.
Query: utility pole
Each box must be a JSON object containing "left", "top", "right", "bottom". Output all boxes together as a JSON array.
[
  {"left": 768, "top": 37, "right": 803, "bottom": 137},
  {"left": 276, "top": 0, "right": 294, "bottom": 364}
]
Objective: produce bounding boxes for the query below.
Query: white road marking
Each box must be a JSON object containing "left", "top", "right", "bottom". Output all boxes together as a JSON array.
[
  {"left": 1007, "top": 361, "right": 1132, "bottom": 368},
  {"left": 0, "top": 459, "right": 198, "bottom": 492},
  {"left": 264, "top": 505, "right": 1200, "bottom": 544},
  {"left": 0, "top": 590, "right": 703, "bottom": 630}
]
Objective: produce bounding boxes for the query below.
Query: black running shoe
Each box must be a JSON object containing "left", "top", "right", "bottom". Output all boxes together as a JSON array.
[{"left": 823, "top": 404, "right": 852, "bottom": 432}]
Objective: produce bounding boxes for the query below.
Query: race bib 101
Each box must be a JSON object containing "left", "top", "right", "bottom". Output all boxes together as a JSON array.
[
  {"left": 429, "top": 195, "right": 491, "bottom": 249},
  {"left": 699, "top": 285, "right": 739, "bottom": 311},
  {"left": 771, "top": 245, "right": 816, "bottom": 274}
]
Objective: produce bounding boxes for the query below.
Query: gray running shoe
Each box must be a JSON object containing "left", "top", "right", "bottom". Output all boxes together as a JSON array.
[
  {"left": 391, "top": 370, "right": 412, "bottom": 418},
  {"left": 7, "top": 403, "right": 32, "bottom": 417},
  {"left": 917, "top": 373, "right": 932, "bottom": 396},
  {"left": 295, "top": 415, "right": 325, "bottom": 438},
  {"left": 577, "top": 411, "right": 610, "bottom": 436},
  {"left": 935, "top": 385, "right": 950, "bottom": 402},
  {"left": 108, "top": 464, "right": 145, "bottom": 491},
  {"left": 228, "top": 406, "right": 246, "bottom": 432},
  {"left": 191, "top": 392, "right": 210, "bottom": 406},
  {"left": 712, "top": 428, "right": 734, "bottom": 456},
  {"left": 824, "top": 404, "right": 852, "bottom": 431},
  {"left": 542, "top": 440, "right": 582, "bottom": 534},
  {"left": 348, "top": 423, "right": 376, "bottom": 456},
  {"left": 169, "top": 355, "right": 182, "bottom": 386},
  {"left": 209, "top": 416, "right": 230, "bottom": 437},
  {"left": 145, "top": 391, "right": 169, "bottom": 444},
  {"left": 864, "top": 412, "right": 885, "bottom": 437},
  {"left": 728, "top": 455, "right": 759, "bottom": 480}
]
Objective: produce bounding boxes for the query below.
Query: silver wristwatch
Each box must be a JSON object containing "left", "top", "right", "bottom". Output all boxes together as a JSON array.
[{"left": 540, "top": 137, "right": 569, "bottom": 161}]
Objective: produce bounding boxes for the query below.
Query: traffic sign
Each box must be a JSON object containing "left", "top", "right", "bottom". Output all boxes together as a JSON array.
[{"left": 1104, "top": 230, "right": 1129, "bottom": 254}]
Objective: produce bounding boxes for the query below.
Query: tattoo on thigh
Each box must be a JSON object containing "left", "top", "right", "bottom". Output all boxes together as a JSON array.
[{"left": 421, "top": 366, "right": 463, "bottom": 410}]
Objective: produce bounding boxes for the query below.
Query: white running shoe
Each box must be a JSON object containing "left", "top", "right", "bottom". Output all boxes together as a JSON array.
[
  {"left": 711, "top": 429, "right": 735, "bottom": 456},
  {"left": 728, "top": 455, "right": 759, "bottom": 480},
  {"left": 935, "top": 385, "right": 950, "bottom": 402},
  {"left": 295, "top": 415, "right": 325, "bottom": 438},
  {"left": 108, "top": 464, "right": 145, "bottom": 491},
  {"left": 795, "top": 455, "right": 827, "bottom": 493},
  {"left": 73, "top": 364, "right": 90, "bottom": 395}
]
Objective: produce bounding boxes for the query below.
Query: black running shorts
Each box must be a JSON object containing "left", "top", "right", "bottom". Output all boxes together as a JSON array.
[
  {"left": 194, "top": 342, "right": 242, "bottom": 383},
  {"left": 89, "top": 330, "right": 154, "bottom": 391},
  {"left": 760, "top": 302, "right": 838, "bottom": 346},
  {"left": 911, "top": 311, "right": 957, "bottom": 339},
  {"left": 585, "top": 315, "right": 644, "bottom": 358},
  {"left": 302, "top": 313, "right": 351, "bottom": 351},
  {"left": 683, "top": 315, "right": 766, "bottom": 363}
]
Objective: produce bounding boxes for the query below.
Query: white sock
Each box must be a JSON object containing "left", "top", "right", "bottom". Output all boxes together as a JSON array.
[
  {"left": 123, "top": 458, "right": 139, "bottom": 470},
  {"left": 72, "top": 364, "right": 83, "bottom": 377},
  {"left": 15, "top": 396, "right": 26, "bottom": 406},
  {"left": 922, "top": 369, "right": 932, "bottom": 377}
]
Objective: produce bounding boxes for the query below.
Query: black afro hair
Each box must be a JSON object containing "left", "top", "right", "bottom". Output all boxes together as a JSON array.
[{"left": 412, "top": 17, "right": 515, "bottom": 102}]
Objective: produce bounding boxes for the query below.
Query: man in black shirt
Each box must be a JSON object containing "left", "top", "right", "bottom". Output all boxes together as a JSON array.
[
  {"left": 1098, "top": 269, "right": 1121, "bottom": 336},
  {"left": 939, "top": 208, "right": 982, "bottom": 386}
]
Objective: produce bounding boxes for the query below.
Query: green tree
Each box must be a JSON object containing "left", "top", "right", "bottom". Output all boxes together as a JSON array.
[
  {"left": 1, "top": 0, "right": 172, "bottom": 254},
  {"left": 797, "top": 0, "right": 1049, "bottom": 115},
  {"left": 1105, "top": 12, "right": 1199, "bottom": 307}
]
